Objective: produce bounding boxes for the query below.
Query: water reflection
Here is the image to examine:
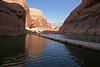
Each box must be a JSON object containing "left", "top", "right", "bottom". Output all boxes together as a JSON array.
[
  {"left": 0, "top": 34, "right": 100, "bottom": 67},
  {"left": 66, "top": 45, "right": 100, "bottom": 67},
  {"left": 0, "top": 36, "right": 26, "bottom": 66},
  {"left": 25, "top": 34, "right": 49, "bottom": 64},
  {"left": 45, "top": 34, "right": 100, "bottom": 43},
  {"left": 25, "top": 34, "right": 81, "bottom": 67}
]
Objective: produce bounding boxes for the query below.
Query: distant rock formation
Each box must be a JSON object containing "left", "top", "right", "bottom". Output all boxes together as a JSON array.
[
  {"left": 0, "top": 0, "right": 27, "bottom": 36},
  {"left": 60, "top": 0, "right": 100, "bottom": 35},
  {"left": 51, "top": 23, "right": 63, "bottom": 28},
  {"left": 53, "top": 26, "right": 61, "bottom": 31},
  {"left": 0, "top": 0, "right": 52, "bottom": 35},
  {"left": 26, "top": 8, "right": 52, "bottom": 32}
]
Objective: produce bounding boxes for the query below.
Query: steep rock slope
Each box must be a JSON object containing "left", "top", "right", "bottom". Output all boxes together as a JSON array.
[
  {"left": 28, "top": 8, "right": 52, "bottom": 31},
  {"left": 60, "top": 0, "right": 100, "bottom": 35},
  {"left": 0, "top": 0, "right": 27, "bottom": 36},
  {"left": 53, "top": 26, "right": 61, "bottom": 31},
  {"left": 3, "top": 0, "right": 32, "bottom": 28}
]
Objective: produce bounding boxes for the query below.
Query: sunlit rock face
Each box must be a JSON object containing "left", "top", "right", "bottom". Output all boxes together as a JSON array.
[
  {"left": 28, "top": 8, "right": 52, "bottom": 32},
  {"left": 53, "top": 26, "right": 61, "bottom": 31},
  {"left": 60, "top": 0, "right": 100, "bottom": 35},
  {"left": 0, "top": 0, "right": 27, "bottom": 36}
]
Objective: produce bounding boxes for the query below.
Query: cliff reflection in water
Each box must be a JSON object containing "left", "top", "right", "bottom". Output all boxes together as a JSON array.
[
  {"left": 0, "top": 34, "right": 49, "bottom": 66},
  {"left": 0, "top": 34, "right": 100, "bottom": 67},
  {"left": 0, "top": 36, "right": 26, "bottom": 66},
  {"left": 25, "top": 34, "right": 49, "bottom": 63},
  {"left": 66, "top": 45, "right": 100, "bottom": 67}
]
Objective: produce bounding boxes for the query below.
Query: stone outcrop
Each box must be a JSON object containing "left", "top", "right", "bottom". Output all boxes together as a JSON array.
[
  {"left": 3, "top": 0, "right": 31, "bottom": 27},
  {"left": 53, "top": 26, "right": 61, "bottom": 31},
  {"left": 27, "top": 8, "right": 52, "bottom": 32},
  {"left": 0, "top": 0, "right": 27, "bottom": 36},
  {"left": 60, "top": 0, "right": 100, "bottom": 35},
  {"left": 0, "top": 0, "right": 53, "bottom": 35}
]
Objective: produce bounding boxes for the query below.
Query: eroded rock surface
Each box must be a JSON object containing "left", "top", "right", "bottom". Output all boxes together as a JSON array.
[
  {"left": 28, "top": 8, "right": 52, "bottom": 32},
  {"left": 53, "top": 26, "right": 61, "bottom": 31},
  {"left": 60, "top": 0, "right": 100, "bottom": 35},
  {"left": 0, "top": 0, "right": 27, "bottom": 36}
]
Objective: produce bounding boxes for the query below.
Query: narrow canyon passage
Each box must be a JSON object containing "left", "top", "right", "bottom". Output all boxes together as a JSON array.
[{"left": 0, "top": 0, "right": 100, "bottom": 67}]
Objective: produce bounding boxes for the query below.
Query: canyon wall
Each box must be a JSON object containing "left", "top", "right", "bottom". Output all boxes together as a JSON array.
[
  {"left": 60, "top": 0, "right": 100, "bottom": 35},
  {"left": 0, "top": 0, "right": 27, "bottom": 36},
  {"left": 53, "top": 26, "right": 61, "bottom": 31},
  {"left": 3, "top": 0, "right": 32, "bottom": 28},
  {"left": 27, "top": 8, "right": 52, "bottom": 32},
  {"left": 0, "top": 0, "right": 52, "bottom": 36}
]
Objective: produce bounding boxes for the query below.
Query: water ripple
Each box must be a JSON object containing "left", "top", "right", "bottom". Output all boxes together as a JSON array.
[{"left": 1, "top": 34, "right": 100, "bottom": 67}]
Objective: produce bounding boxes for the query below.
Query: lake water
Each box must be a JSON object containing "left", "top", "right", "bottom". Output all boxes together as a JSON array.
[
  {"left": 45, "top": 34, "right": 100, "bottom": 44},
  {"left": 0, "top": 34, "right": 100, "bottom": 67}
]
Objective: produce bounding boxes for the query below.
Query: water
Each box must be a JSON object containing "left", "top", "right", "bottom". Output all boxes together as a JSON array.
[
  {"left": 0, "top": 34, "right": 100, "bottom": 67},
  {"left": 45, "top": 34, "right": 100, "bottom": 44}
]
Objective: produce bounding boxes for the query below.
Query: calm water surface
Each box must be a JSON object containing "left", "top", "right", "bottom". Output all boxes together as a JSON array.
[
  {"left": 46, "top": 34, "right": 100, "bottom": 44},
  {"left": 0, "top": 34, "right": 100, "bottom": 67}
]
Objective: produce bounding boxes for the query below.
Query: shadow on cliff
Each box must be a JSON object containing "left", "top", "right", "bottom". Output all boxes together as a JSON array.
[
  {"left": 0, "top": 0, "right": 26, "bottom": 36},
  {"left": 0, "top": 0, "right": 27, "bottom": 66}
]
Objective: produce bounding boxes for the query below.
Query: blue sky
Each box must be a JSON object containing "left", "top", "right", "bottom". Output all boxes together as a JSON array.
[{"left": 26, "top": 0, "right": 81, "bottom": 23}]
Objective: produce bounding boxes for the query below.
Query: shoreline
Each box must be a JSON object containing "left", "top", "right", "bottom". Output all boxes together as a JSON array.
[{"left": 33, "top": 33, "right": 100, "bottom": 52}]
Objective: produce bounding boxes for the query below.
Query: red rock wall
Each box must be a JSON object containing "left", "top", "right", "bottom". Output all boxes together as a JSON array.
[
  {"left": 3, "top": 0, "right": 32, "bottom": 28},
  {"left": 53, "top": 26, "right": 61, "bottom": 31},
  {"left": 0, "top": 0, "right": 26, "bottom": 36},
  {"left": 60, "top": 0, "right": 100, "bottom": 35},
  {"left": 28, "top": 8, "right": 52, "bottom": 29}
]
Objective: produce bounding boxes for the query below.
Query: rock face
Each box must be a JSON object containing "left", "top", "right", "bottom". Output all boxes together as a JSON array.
[
  {"left": 0, "top": 0, "right": 27, "bottom": 36},
  {"left": 60, "top": 0, "right": 100, "bottom": 35},
  {"left": 0, "top": 0, "right": 52, "bottom": 35},
  {"left": 53, "top": 26, "right": 61, "bottom": 31},
  {"left": 3, "top": 0, "right": 30, "bottom": 24},
  {"left": 27, "top": 8, "right": 52, "bottom": 32}
]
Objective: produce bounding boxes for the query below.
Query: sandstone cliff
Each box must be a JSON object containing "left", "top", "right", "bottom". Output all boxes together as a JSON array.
[
  {"left": 53, "top": 26, "right": 61, "bottom": 31},
  {"left": 60, "top": 0, "right": 100, "bottom": 35},
  {"left": 27, "top": 8, "right": 52, "bottom": 32},
  {"left": 0, "top": 0, "right": 27, "bottom": 36},
  {"left": 3, "top": 0, "right": 32, "bottom": 28}
]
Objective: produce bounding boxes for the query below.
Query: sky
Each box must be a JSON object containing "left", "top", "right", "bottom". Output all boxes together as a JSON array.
[{"left": 26, "top": 0, "right": 81, "bottom": 23}]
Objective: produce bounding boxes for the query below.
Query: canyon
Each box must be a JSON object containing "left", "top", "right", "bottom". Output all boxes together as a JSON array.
[
  {"left": 0, "top": 0, "right": 100, "bottom": 66},
  {"left": 0, "top": 0, "right": 52, "bottom": 36},
  {"left": 60, "top": 0, "right": 100, "bottom": 35},
  {"left": 0, "top": 0, "right": 100, "bottom": 36}
]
